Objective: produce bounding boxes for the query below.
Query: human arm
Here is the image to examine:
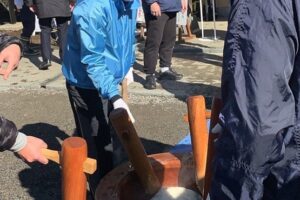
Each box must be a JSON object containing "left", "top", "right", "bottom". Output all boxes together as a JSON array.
[
  {"left": 150, "top": 2, "right": 161, "bottom": 16},
  {"left": 181, "top": 0, "right": 187, "bottom": 13},
  {"left": 69, "top": 0, "right": 76, "bottom": 12},
  {"left": 23, "top": 0, "right": 36, "bottom": 12},
  {"left": 75, "top": 8, "right": 135, "bottom": 121},
  {"left": 0, "top": 116, "right": 48, "bottom": 164},
  {"left": 0, "top": 33, "right": 22, "bottom": 80}
]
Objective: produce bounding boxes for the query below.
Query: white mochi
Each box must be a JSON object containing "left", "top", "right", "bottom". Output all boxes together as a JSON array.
[{"left": 151, "top": 187, "right": 202, "bottom": 200}]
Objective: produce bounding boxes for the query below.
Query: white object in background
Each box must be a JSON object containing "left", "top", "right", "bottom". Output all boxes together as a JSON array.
[
  {"left": 176, "top": 0, "right": 188, "bottom": 26},
  {"left": 151, "top": 187, "right": 201, "bottom": 200},
  {"left": 14, "top": 0, "right": 23, "bottom": 9},
  {"left": 125, "top": 67, "right": 134, "bottom": 85},
  {"left": 136, "top": 6, "right": 145, "bottom": 23},
  {"left": 32, "top": 16, "right": 41, "bottom": 36}
]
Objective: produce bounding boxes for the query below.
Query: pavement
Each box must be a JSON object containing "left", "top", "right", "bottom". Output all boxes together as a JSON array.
[
  {"left": 0, "top": 21, "right": 226, "bottom": 100},
  {"left": 0, "top": 21, "right": 227, "bottom": 200}
]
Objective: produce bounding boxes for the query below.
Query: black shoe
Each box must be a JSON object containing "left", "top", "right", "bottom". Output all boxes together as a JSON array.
[
  {"left": 23, "top": 46, "right": 39, "bottom": 56},
  {"left": 20, "top": 37, "right": 39, "bottom": 56},
  {"left": 39, "top": 60, "right": 51, "bottom": 70},
  {"left": 144, "top": 74, "right": 156, "bottom": 90},
  {"left": 158, "top": 68, "right": 183, "bottom": 80}
]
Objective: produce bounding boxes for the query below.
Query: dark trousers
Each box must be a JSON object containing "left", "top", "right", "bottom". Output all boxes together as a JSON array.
[
  {"left": 20, "top": 5, "right": 35, "bottom": 39},
  {"left": 143, "top": 12, "right": 177, "bottom": 74},
  {"left": 66, "top": 83, "right": 126, "bottom": 194},
  {"left": 39, "top": 17, "right": 69, "bottom": 61}
]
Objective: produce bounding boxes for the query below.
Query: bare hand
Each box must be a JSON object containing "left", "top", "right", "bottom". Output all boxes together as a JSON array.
[
  {"left": 150, "top": 2, "right": 161, "bottom": 17},
  {"left": 69, "top": 2, "right": 75, "bottom": 12},
  {"left": 0, "top": 44, "right": 21, "bottom": 80},
  {"left": 17, "top": 136, "right": 49, "bottom": 164},
  {"left": 181, "top": 0, "right": 187, "bottom": 13},
  {"left": 29, "top": 5, "right": 36, "bottom": 13}
]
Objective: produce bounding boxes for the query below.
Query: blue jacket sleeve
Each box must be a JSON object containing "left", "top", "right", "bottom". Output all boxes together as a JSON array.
[{"left": 75, "top": 11, "right": 119, "bottom": 99}]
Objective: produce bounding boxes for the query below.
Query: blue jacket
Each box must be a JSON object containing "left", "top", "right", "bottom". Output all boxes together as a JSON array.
[
  {"left": 62, "top": 0, "right": 139, "bottom": 99},
  {"left": 143, "top": 0, "right": 182, "bottom": 13}
]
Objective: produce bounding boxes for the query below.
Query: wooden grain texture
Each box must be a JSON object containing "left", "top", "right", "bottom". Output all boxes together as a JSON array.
[
  {"left": 183, "top": 110, "right": 211, "bottom": 123},
  {"left": 41, "top": 149, "right": 97, "bottom": 174},
  {"left": 187, "top": 95, "right": 208, "bottom": 195},
  {"left": 109, "top": 108, "right": 161, "bottom": 195},
  {"left": 61, "top": 137, "right": 88, "bottom": 200}
]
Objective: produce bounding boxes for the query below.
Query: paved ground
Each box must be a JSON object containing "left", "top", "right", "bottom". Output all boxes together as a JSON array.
[{"left": 0, "top": 21, "right": 226, "bottom": 199}]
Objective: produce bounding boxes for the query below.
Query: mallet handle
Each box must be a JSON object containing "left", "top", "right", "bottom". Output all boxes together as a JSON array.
[
  {"left": 41, "top": 148, "right": 97, "bottom": 174},
  {"left": 109, "top": 108, "right": 161, "bottom": 195},
  {"left": 187, "top": 96, "right": 209, "bottom": 195}
]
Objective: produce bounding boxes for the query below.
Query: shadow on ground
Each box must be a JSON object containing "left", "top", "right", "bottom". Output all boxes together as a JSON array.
[
  {"left": 133, "top": 62, "right": 220, "bottom": 105},
  {"left": 136, "top": 42, "right": 223, "bottom": 66},
  {"left": 17, "top": 123, "right": 69, "bottom": 200},
  {"left": 16, "top": 122, "right": 173, "bottom": 200}
]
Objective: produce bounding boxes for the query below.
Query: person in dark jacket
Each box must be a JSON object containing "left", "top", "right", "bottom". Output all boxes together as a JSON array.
[
  {"left": 24, "top": 0, "right": 75, "bottom": 70},
  {"left": 210, "top": 1, "right": 300, "bottom": 199},
  {"left": 15, "top": 0, "right": 39, "bottom": 56},
  {"left": 0, "top": 33, "right": 48, "bottom": 164},
  {"left": 142, "top": 0, "right": 186, "bottom": 89}
]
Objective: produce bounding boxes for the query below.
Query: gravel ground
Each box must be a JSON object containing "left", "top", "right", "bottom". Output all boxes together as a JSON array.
[{"left": 0, "top": 88, "right": 190, "bottom": 200}]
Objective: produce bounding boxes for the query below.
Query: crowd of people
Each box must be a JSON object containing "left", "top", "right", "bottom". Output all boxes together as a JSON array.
[{"left": 1, "top": 0, "right": 300, "bottom": 199}]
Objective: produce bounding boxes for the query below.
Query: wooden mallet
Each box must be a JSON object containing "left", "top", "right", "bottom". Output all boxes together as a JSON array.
[
  {"left": 109, "top": 108, "right": 161, "bottom": 195},
  {"left": 187, "top": 95, "right": 209, "bottom": 195},
  {"left": 42, "top": 137, "right": 97, "bottom": 200}
]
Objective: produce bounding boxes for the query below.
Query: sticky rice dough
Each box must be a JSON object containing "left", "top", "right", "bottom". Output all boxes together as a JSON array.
[{"left": 151, "top": 187, "right": 201, "bottom": 200}]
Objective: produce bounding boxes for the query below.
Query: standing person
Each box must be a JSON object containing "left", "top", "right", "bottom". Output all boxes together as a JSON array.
[
  {"left": 142, "top": 0, "right": 186, "bottom": 90},
  {"left": 62, "top": 0, "right": 138, "bottom": 194},
  {"left": 14, "top": 0, "right": 39, "bottom": 56},
  {"left": 0, "top": 33, "right": 48, "bottom": 164},
  {"left": 210, "top": 1, "right": 300, "bottom": 199},
  {"left": 24, "top": 0, "right": 75, "bottom": 70}
]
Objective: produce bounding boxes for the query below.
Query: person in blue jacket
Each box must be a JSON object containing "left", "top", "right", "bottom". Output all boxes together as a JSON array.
[
  {"left": 142, "top": 0, "right": 186, "bottom": 89},
  {"left": 62, "top": 0, "right": 139, "bottom": 194},
  {"left": 210, "top": 0, "right": 300, "bottom": 199}
]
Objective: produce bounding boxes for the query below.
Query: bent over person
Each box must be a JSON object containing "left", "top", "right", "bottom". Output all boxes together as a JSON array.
[
  {"left": 62, "top": 0, "right": 138, "bottom": 194},
  {"left": 210, "top": 1, "right": 300, "bottom": 200},
  {"left": 0, "top": 33, "right": 48, "bottom": 164}
]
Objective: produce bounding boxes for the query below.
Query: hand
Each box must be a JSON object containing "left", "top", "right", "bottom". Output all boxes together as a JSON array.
[
  {"left": 69, "top": 2, "right": 75, "bottom": 12},
  {"left": 0, "top": 44, "right": 21, "bottom": 80},
  {"left": 150, "top": 2, "right": 161, "bottom": 17},
  {"left": 29, "top": 5, "right": 36, "bottom": 13},
  {"left": 113, "top": 98, "right": 135, "bottom": 123},
  {"left": 17, "top": 136, "right": 48, "bottom": 164},
  {"left": 181, "top": 0, "right": 187, "bottom": 13}
]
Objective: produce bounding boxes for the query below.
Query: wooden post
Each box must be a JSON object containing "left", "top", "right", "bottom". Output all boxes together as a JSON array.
[
  {"left": 187, "top": 95, "right": 209, "bottom": 195},
  {"left": 109, "top": 108, "right": 161, "bottom": 195},
  {"left": 61, "top": 137, "right": 88, "bottom": 200},
  {"left": 203, "top": 97, "right": 222, "bottom": 199}
]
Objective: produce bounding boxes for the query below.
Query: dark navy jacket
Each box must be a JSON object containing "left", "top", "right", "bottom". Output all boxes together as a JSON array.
[
  {"left": 143, "top": 0, "right": 182, "bottom": 14},
  {"left": 0, "top": 34, "right": 22, "bottom": 151}
]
